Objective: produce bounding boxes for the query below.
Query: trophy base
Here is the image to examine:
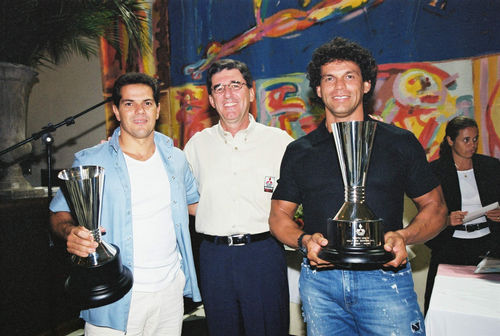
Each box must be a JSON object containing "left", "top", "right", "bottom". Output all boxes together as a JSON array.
[
  {"left": 65, "top": 244, "right": 133, "bottom": 309},
  {"left": 318, "top": 247, "right": 394, "bottom": 268}
]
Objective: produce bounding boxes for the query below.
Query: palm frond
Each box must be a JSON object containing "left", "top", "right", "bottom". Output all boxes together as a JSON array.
[{"left": 0, "top": 0, "right": 150, "bottom": 68}]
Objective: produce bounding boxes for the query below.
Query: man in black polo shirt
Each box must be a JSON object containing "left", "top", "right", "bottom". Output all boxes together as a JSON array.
[{"left": 269, "top": 37, "right": 447, "bottom": 335}]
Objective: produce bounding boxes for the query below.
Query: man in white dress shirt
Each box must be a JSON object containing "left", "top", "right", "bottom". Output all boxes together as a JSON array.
[{"left": 184, "top": 59, "right": 293, "bottom": 336}]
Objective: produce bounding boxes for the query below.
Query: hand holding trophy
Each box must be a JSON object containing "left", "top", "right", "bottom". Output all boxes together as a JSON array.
[{"left": 58, "top": 165, "right": 133, "bottom": 308}]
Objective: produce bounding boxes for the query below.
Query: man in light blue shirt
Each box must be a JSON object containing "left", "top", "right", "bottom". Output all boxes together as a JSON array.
[{"left": 50, "top": 73, "right": 200, "bottom": 335}]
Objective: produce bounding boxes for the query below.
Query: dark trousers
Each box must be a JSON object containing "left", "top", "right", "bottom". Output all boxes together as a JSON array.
[
  {"left": 424, "top": 234, "right": 493, "bottom": 314},
  {"left": 199, "top": 237, "right": 289, "bottom": 336}
]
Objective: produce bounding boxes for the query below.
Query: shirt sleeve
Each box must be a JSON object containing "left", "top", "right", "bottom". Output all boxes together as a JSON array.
[
  {"left": 181, "top": 149, "right": 200, "bottom": 205},
  {"left": 183, "top": 137, "right": 197, "bottom": 177},
  {"left": 402, "top": 132, "right": 440, "bottom": 199},
  {"left": 272, "top": 142, "right": 302, "bottom": 204}
]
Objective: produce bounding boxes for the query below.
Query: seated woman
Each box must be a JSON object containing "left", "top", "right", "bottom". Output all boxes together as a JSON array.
[{"left": 424, "top": 116, "right": 500, "bottom": 314}]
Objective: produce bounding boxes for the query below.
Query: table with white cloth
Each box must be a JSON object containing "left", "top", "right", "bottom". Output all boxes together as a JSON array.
[{"left": 425, "top": 264, "right": 500, "bottom": 336}]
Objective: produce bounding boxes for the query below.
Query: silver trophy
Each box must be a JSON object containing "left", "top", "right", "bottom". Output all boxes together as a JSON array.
[
  {"left": 318, "top": 121, "right": 394, "bottom": 266},
  {"left": 58, "top": 166, "right": 132, "bottom": 308}
]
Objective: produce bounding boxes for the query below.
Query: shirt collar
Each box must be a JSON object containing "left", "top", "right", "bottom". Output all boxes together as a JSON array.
[
  {"left": 108, "top": 127, "right": 170, "bottom": 153},
  {"left": 314, "top": 115, "right": 375, "bottom": 145},
  {"left": 216, "top": 114, "right": 256, "bottom": 141},
  {"left": 110, "top": 127, "right": 121, "bottom": 153},
  {"left": 309, "top": 119, "right": 331, "bottom": 145}
]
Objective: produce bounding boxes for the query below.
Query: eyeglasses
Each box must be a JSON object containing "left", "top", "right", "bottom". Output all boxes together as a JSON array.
[{"left": 211, "top": 81, "right": 247, "bottom": 95}]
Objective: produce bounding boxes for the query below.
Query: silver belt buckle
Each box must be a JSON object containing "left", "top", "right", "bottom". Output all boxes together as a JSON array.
[{"left": 228, "top": 234, "right": 246, "bottom": 246}]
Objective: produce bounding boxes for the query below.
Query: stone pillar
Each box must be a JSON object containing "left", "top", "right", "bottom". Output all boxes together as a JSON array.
[{"left": 0, "top": 62, "right": 44, "bottom": 198}]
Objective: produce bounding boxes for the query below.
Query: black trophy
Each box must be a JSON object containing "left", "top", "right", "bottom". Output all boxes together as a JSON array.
[
  {"left": 58, "top": 166, "right": 133, "bottom": 308},
  {"left": 318, "top": 121, "right": 394, "bottom": 266}
]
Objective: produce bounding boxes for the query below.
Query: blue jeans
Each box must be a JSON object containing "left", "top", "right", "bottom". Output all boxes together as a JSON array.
[{"left": 299, "top": 261, "right": 425, "bottom": 336}]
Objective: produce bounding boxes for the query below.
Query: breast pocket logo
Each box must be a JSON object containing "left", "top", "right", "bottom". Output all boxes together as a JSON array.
[{"left": 264, "top": 176, "right": 276, "bottom": 193}]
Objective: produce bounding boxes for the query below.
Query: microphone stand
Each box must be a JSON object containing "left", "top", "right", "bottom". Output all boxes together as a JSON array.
[
  {"left": 1, "top": 98, "right": 111, "bottom": 247},
  {"left": 0, "top": 98, "right": 112, "bottom": 198},
  {"left": 41, "top": 133, "right": 54, "bottom": 198},
  {"left": 1, "top": 98, "right": 111, "bottom": 156}
]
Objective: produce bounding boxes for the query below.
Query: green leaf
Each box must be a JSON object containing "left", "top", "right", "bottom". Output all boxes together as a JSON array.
[{"left": 0, "top": 0, "right": 150, "bottom": 68}]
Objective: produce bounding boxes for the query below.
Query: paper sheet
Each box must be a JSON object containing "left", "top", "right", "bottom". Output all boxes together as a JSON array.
[
  {"left": 475, "top": 256, "right": 500, "bottom": 274},
  {"left": 463, "top": 202, "right": 499, "bottom": 223}
]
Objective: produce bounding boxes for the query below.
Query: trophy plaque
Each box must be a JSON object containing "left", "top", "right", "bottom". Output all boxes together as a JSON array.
[
  {"left": 58, "top": 166, "right": 133, "bottom": 308},
  {"left": 318, "top": 121, "right": 394, "bottom": 266}
]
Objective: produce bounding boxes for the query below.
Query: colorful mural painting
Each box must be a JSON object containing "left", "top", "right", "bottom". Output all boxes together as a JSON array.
[
  {"left": 183, "top": 0, "right": 382, "bottom": 80},
  {"left": 100, "top": 0, "right": 500, "bottom": 159},
  {"left": 473, "top": 56, "right": 500, "bottom": 158},
  {"left": 167, "top": 84, "right": 216, "bottom": 147},
  {"left": 167, "top": 57, "right": 499, "bottom": 160},
  {"left": 373, "top": 60, "right": 474, "bottom": 161},
  {"left": 255, "top": 73, "right": 321, "bottom": 139}
]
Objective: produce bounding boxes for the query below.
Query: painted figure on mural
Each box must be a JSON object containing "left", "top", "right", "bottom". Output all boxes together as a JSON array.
[
  {"left": 374, "top": 63, "right": 474, "bottom": 161},
  {"left": 184, "top": 0, "right": 382, "bottom": 80},
  {"left": 175, "top": 88, "right": 213, "bottom": 147},
  {"left": 256, "top": 75, "right": 323, "bottom": 138},
  {"left": 269, "top": 37, "right": 448, "bottom": 335}
]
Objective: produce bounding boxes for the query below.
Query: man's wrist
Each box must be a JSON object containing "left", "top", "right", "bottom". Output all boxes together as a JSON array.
[
  {"left": 297, "top": 232, "right": 309, "bottom": 256},
  {"left": 61, "top": 220, "right": 76, "bottom": 239},
  {"left": 394, "top": 229, "right": 408, "bottom": 246}
]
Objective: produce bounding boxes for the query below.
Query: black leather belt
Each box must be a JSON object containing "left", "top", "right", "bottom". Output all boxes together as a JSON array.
[
  {"left": 455, "top": 222, "right": 489, "bottom": 232},
  {"left": 201, "top": 232, "right": 271, "bottom": 246}
]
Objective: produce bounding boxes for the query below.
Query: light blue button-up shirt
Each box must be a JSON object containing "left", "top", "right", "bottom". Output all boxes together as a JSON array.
[{"left": 50, "top": 128, "right": 201, "bottom": 331}]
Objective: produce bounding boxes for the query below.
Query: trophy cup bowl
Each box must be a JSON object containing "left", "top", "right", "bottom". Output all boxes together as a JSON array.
[
  {"left": 318, "top": 121, "right": 394, "bottom": 267},
  {"left": 58, "top": 166, "right": 133, "bottom": 308}
]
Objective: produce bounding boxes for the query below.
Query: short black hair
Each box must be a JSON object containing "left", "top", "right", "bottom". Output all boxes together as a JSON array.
[
  {"left": 307, "top": 37, "right": 378, "bottom": 107},
  {"left": 112, "top": 72, "right": 160, "bottom": 107},
  {"left": 206, "top": 59, "right": 253, "bottom": 94},
  {"left": 439, "top": 116, "right": 478, "bottom": 158}
]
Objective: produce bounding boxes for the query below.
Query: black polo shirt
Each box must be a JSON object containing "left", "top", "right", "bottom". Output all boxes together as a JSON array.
[{"left": 272, "top": 120, "right": 439, "bottom": 236}]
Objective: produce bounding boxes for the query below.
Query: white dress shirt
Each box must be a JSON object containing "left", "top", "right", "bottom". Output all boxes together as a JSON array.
[{"left": 184, "top": 115, "right": 293, "bottom": 235}]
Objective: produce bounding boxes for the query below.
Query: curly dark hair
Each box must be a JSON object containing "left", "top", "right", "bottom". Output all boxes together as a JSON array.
[
  {"left": 206, "top": 59, "right": 253, "bottom": 95},
  {"left": 439, "top": 116, "right": 478, "bottom": 158},
  {"left": 307, "top": 37, "right": 378, "bottom": 108},
  {"left": 112, "top": 72, "right": 160, "bottom": 107}
]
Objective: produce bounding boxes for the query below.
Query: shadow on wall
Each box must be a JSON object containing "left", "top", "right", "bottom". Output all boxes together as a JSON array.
[{"left": 22, "top": 121, "right": 106, "bottom": 186}]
